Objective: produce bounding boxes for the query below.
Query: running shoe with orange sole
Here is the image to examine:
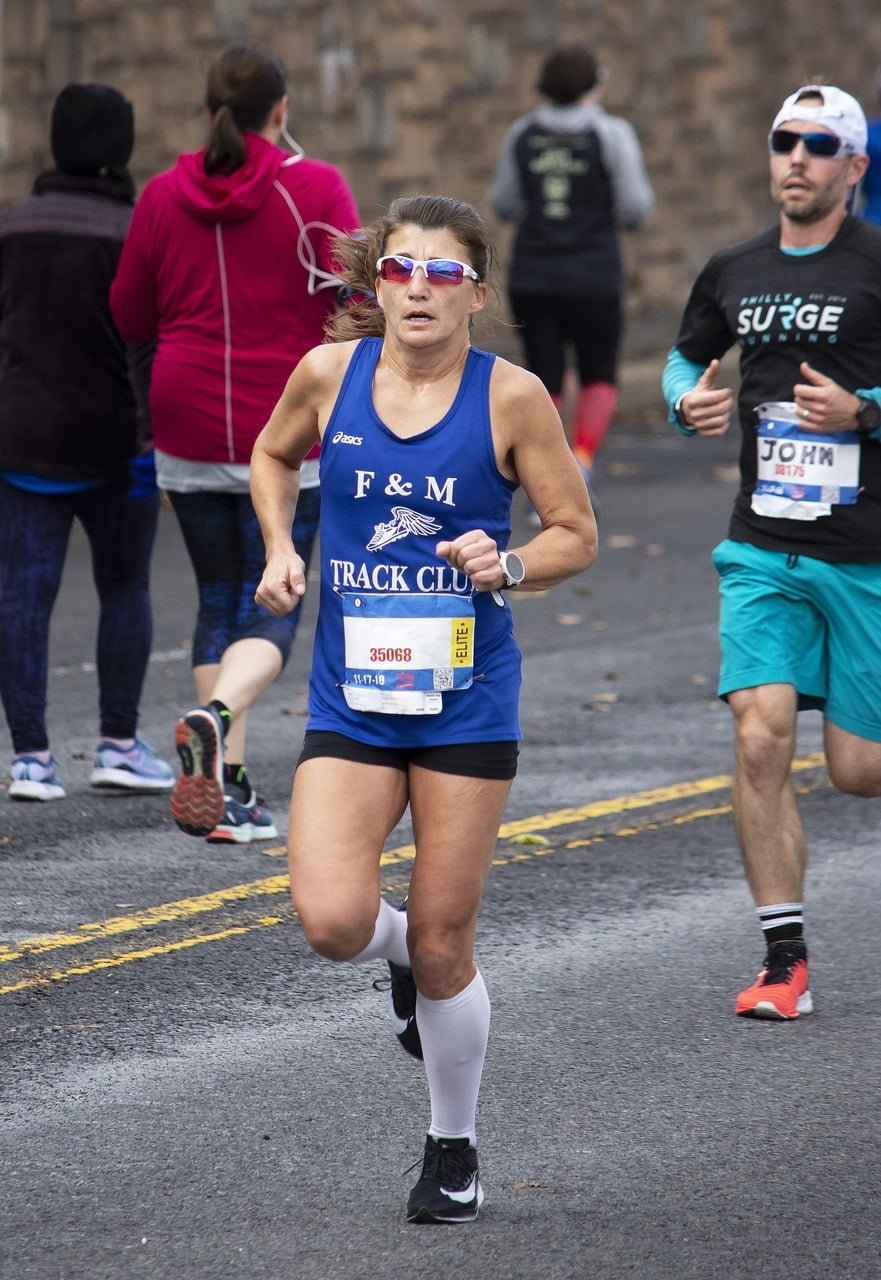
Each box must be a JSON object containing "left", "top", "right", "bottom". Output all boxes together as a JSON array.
[
  {"left": 170, "top": 706, "right": 225, "bottom": 837},
  {"left": 735, "top": 945, "right": 813, "bottom": 1020}
]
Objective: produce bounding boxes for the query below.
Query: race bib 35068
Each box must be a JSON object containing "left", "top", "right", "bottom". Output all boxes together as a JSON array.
[{"left": 340, "top": 591, "right": 475, "bottom": 715}]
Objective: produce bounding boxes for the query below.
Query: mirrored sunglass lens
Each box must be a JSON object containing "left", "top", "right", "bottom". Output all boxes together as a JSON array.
[
  {"left": 380, "top": 257, "right": 414, "bottom": 281},
  {"left": 426, "top": 260, "right": 466, "bottom": 284}
]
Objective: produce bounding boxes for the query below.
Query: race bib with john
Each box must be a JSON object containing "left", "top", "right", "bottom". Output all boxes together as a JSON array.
[{"left": 752, "top": 400, "right": 860, "bottom": 521}]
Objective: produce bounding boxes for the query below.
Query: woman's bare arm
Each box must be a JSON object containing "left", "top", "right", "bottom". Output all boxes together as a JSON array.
[
  {"left": 438, "top": 360, "right": 597, "bottom": 594},
  {"left": 250, "top": 343, "right": 353, "bottom": 614}
]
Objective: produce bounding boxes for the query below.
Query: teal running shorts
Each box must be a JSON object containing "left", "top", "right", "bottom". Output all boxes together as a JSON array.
[{"left": 712, "top": 538, "right": 881, "bottom": 743}]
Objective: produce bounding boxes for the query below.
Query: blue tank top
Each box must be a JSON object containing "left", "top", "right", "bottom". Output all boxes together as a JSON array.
[{"left": 307, "top": 337, "right": 522, "bottom": 746}]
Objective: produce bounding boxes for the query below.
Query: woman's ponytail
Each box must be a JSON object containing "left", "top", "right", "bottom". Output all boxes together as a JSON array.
[
  {"left": 203, "top": 44, "right": 286, "bottom": 176},
  {"left": 203, "top": 101, "right": 247, "bottom": 175}
]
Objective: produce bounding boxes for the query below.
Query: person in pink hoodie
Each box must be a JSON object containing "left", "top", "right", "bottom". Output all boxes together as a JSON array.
[{"left": 111, "top": 43, "right": 359, "bottom": 844}]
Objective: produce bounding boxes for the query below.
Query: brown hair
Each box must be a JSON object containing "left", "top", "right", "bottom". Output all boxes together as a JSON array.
[
  {"left": 203, "top": 44, "right": 286, "bottom": 176},
  {"left": 326, "top": 194, "right": 495, "bottom": 343},
  {"left": 536, "top": 44, "right": 599, "bottom": 105}
]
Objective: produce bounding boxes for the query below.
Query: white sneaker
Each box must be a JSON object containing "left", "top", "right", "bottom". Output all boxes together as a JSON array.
[
  {"left": 9, "top": 754, "right": 66, "bottom": 801},
  {"left": 90, "top": 738, "right": 174, "bottom": 791}
]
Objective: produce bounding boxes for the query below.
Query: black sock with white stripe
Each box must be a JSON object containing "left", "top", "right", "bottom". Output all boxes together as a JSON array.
[{"left": 757, "top": 902, "right": 806, "bottom": 956}]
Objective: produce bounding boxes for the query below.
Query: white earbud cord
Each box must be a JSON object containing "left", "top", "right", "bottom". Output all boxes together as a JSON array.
[{"left": 273, "top": 125, "right": 347, "bottom": 295}]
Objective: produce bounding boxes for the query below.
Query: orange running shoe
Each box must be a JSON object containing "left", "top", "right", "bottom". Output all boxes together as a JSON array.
[
  {"left": 735, "top": 945, "right": 813, "bottom": 1019},
  {"left": 170, "top": 706, "right": 225, "bottom": 837}
]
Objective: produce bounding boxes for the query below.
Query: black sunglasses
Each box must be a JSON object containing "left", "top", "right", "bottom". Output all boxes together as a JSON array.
[{"left": 769, "top": 128, "right": 844, "bottom": 158}]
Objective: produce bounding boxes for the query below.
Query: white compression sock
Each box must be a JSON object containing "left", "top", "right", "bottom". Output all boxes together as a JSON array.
[
  {"left": 349, "top": 897, "right": 410, "bottom": 969},
  {"left": 417, "top": 969, "right": 490, "bottom": 1145}
]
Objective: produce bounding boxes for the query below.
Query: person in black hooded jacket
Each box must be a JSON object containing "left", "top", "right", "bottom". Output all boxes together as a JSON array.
[{"left": 0, "top": 82, "right": 173, "bottom": 801}]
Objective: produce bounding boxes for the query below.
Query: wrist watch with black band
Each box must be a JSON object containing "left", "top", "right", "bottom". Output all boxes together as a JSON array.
[
  {"left": 673, "top": 392, "right": 689, "bottom": 428},
  {"left": 854, "top": 396, "right": 881, "bottom": 438},
  {"left": 498, "top": 550, "right": 526, "bottom": 588}
]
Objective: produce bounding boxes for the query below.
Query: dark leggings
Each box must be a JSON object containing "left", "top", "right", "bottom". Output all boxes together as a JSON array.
[
  {"left": 508, "top": 292, "right": 622, "bottom": 394},
  {"left": 0, "top": 476, "right": 159, "bottom": 752},
  {"left": 168, "top": 486, "right": 320, "bottom": 668}
]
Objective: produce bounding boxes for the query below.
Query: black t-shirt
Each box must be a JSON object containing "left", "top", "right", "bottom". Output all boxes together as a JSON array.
[
  {"left": 675, "top": 215, "right": 881, "bottom": 561},
  {"left": 510, "top": 123, "right": 620, "bottom": 298}
]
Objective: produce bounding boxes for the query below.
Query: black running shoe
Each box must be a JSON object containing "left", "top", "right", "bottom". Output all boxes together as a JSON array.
[
  {"left": 385, "top": 899, "right": 422, "bottom": 1059},
  {"left": 388, "top": 959, "right": 422, "bottom": 1060},
  {"left": 406, "top": 1135, "right": 484, "bottom": 1224}
]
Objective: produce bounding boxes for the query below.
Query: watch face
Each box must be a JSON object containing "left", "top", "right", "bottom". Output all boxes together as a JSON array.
[
  {"left": 502, "top": 552, "right": 525, "bottom": 585},
  {"left": 857, "top": 398, "right": 881, "bottom": 433}
]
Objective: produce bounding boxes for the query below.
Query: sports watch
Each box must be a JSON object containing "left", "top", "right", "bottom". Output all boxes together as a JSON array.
[
  {"left": 673, "top": 392, "right": 689, "bottom": 428},
  {"left": 854, "top": 396, "right": 881, "bottom": 438},
  {"left": 498, "top": 550, "right": 526, "bottom": 588}
]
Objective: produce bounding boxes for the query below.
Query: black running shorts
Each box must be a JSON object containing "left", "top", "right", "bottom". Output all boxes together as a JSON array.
[{"left": 297, "top": 730, "right": 519, "bottom": 780}]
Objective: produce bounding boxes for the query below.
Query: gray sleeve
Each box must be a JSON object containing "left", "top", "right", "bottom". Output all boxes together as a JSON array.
[
  {"left": 595, "top": 116, "right": 655, "bottom": 230},
  {"left": 488, "top": 120, "right": 529, "bottom": 223}
]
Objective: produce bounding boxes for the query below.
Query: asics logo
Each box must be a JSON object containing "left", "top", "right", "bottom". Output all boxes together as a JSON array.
[
  {"left": 332, "top": 431, "right": 363, "bottom": 445},
  {"left": 439, "top": 1175, "right": 478, "bottom": 1204}
]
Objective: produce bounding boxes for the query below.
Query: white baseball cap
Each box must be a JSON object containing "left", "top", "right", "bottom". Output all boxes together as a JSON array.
[{"left": 772, "top": 84, "right": 868, "bottom": 155}]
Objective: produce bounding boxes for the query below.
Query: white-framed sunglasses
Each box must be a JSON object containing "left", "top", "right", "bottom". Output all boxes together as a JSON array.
[{"left": 376, "top": 255, "right": 481, "bottom": 286}]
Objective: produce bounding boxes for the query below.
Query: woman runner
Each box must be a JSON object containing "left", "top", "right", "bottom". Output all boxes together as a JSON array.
[{"left": 249, "top": 195, "right": 596, "bottom": 1222}]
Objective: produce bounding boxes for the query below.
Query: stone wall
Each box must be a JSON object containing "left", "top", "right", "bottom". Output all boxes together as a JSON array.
[{"left": 2, "top": 0, "right": 881, "bottom": 420}]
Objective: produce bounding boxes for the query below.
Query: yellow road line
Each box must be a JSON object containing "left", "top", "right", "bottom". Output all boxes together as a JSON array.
[
  {"left": 377, "top": 753, "right": 824, "bottom": 865},
  {"left": 564, "top": 803, "right": 734, "bottom": 848},
  {"left": 0, "top": 754, "right": 825, "bottom": 969},
  {"left": 0, "top": 774, "right": 830, "bottom": 997},
  {"left": 0, "top": 918, "right": 284, "bottom": 997},
  {"left": 0, "top": 874, "right": 292, "bottom": 962}
]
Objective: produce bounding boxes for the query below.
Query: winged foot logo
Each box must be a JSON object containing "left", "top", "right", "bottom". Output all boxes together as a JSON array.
[{"left": 367, "top": 506, "right": 443, "bottom": 551}]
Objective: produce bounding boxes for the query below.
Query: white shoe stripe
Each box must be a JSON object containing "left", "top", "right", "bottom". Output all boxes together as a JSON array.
[{"left": 439, "top": 1175, "right": 479, "bottom": 1204}]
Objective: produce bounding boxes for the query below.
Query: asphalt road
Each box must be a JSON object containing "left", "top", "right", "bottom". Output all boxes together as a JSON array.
[{"left": 2, "top": 430, "right": 879, "bottom": 1280}]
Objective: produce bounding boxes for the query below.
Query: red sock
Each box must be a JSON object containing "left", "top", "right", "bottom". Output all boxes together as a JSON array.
[{"left": 571, "top": 382, "right": 617, "bottom": 471}]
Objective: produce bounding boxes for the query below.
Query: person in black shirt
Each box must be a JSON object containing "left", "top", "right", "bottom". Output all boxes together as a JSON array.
[
  {"left": 490, "top": 44, "right": 653, "bottom": 504},
  {"left": 663, "top": 84, "right": 881, "bottom": 1020}
]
